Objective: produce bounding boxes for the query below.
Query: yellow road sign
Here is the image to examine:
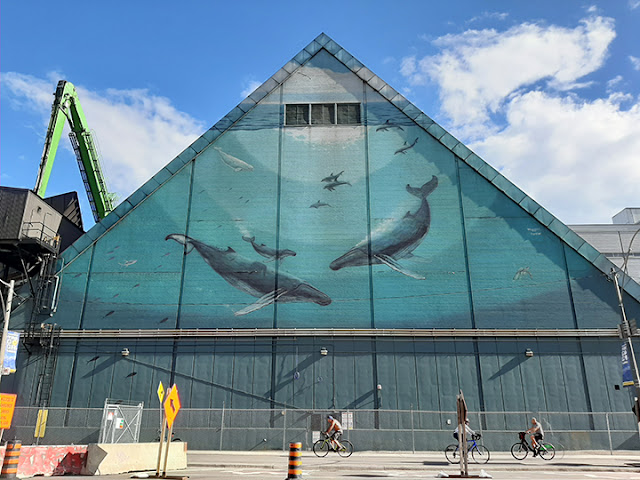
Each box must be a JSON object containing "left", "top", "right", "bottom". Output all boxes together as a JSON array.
[
  {"left": 164, "top": 384, "right": 181, "bottom": 428},
  {"left": 157, "top": 381, "right": 165, "bottom": 403}
]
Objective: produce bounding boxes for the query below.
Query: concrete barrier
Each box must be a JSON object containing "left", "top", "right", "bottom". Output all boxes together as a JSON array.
[
  {"left": 0, "top": 445, "right": 87, "bottom": 478},
  {"left": 82, "top": 442, "right": 188, "bottom": 475}
]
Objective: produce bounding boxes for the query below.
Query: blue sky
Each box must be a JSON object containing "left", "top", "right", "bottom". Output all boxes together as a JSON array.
[{"left": 2, "top": 0, "right": 639, "bottom": 227}]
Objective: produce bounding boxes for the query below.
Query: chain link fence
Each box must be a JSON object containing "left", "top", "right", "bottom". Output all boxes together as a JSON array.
[{"left": 6, "top": 407, "right": 639, "bottom": 452}]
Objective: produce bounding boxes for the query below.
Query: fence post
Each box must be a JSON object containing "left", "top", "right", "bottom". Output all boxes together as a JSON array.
[
  {"left": 282, "top": 409, "right": 287, "bottom": 452},
  {"left": 219, "top": 402, "right": 225, "bottom": 451},
  {"left": 410, "top": 406, "right": 415, "bottom": 453},
  {"left": 605, "top": 412, "right": 613, "bottom": 455}
]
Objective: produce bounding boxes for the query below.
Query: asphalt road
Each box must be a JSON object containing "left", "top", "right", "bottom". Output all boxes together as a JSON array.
[{"left": 22, "top": 450, "right": 640, "bottom": 479}]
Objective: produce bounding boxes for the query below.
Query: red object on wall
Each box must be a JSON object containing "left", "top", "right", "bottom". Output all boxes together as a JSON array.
[{"left": 0, "top": 445, "right": 87, "bottom": 477}]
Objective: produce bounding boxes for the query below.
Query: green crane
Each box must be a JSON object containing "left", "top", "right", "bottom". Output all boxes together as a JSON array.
[{"left": 34, "top": 80, "right": 114, "bottom": 222}]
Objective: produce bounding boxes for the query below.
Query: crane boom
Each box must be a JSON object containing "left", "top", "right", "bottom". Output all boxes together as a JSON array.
[{"left": 34, "top": 80, "right": 114, "bottom": 222}]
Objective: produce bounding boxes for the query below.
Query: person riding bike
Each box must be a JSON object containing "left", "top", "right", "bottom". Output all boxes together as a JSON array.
[
  {"left": 453, "top": 419, "right": 476, "bottom": 442},
  {"left": 526, "top": 417, "right": 544, "bottom": 456},
  {"left": 325, "top": 415, "right": 343, "bottom": 450}
]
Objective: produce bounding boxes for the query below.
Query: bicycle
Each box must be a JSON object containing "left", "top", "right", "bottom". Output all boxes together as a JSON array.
[
  {"left": 444, "top": 433, "right": 490, "bottom": 464},
  {"left": 510, "top": 432, "right": 555, "bottom": 460},
  {"left": 313, "top": 432, "right": 354, "bottom": 457}
]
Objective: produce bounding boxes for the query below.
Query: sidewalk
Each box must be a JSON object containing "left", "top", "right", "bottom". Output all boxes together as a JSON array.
[{"left": 187, "top": 450, "right": 640, "bottom": 473}]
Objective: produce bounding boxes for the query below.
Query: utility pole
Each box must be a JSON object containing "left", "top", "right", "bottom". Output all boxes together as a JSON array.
[
  {"left": 0, "top": 279, "right": 16, "bottom": 390},
  {"left": 611, "top": 270, "right": 640, "bottom": 439}
]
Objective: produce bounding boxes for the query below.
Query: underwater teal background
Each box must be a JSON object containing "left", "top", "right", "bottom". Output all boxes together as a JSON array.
[{"left": 41, "top": 49, "right": 638, "bottom": 332}]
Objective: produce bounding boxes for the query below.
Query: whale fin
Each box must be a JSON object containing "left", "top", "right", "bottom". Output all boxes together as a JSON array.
[
  {"left": 406, "top": 176, "right": 438, "bottom": 199},
  {"left": 242, "top": 236, "right": 255, "bottom": 243},
  {"left": 375, "top": 254, "right": 425, "bottom": 280},
  {"left": 165, "top": 233, "right": 195, "bottom": 254},
  {"left": 234, "top": 288, "right": 288, "bottom": 316}
]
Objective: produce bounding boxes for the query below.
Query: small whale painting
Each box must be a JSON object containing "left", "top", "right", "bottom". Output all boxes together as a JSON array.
[
  {"left": 394, "top": 138, "right": 419, "bottom": 155},
  {"left": 321, "top": 171, "right": 344, "bottom": 183},
  {"left": 242, "top": 236, "right": 297, "bottom": 262},
  {"left": 376, "top": 119, "right": 404, "bottom": 132},
  {"left": 324, "top": 181, "right": 351, "bottom": 191},
  {"left": 214, "top": 147, "right": 254, "bottom": 172}
]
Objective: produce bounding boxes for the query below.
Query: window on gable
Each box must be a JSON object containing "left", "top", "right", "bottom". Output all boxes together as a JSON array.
[
  {"left": 285, "top": 103, "right": 361, "bottom": 126},
  {"left": 311, "top": 104, "right": 336, "bottom": 125},
  {"left": 285, "top": 104, "right": 309, "bottom": 125},
  {"left": 337, "top": 103, "right": 361, "bottom": 124}
]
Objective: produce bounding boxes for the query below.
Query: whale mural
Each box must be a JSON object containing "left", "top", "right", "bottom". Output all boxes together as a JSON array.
[
  {"left": 242, "top": 235, "right": 297, "bottom": 262},
  {"left": 330, "top": 176, "right": 438, "bottom": 279},
  {"left": 166, "top": 234, "right": 331, "bottom": 316}
]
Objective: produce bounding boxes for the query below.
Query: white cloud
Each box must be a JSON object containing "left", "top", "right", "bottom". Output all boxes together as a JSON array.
[
  {"left": 241, "top": 80, "right": 262, "bottom": 98},
  {"left": 402, "top": 16, "right": 616, "bottom": 137},
  {"left": 630, "top": 55, "right": 640, "bottom": 70},
  {"left": 607, "top": 75, "right": 624, "bottom": 91},
  {"left": 471, "top": 91, "right": 640, "bottom": 223},
  {"left": 468, "top": 11, "right": 509, "bottom": 24},
  {"left": 2, "top": 73, "right": 204, "bottom": 202},
  {"left": 399, "top": 15, "right": 640, "bottom": 223},
  {"left": 630, "top": 0, "right": 640, "bottom": 10}
]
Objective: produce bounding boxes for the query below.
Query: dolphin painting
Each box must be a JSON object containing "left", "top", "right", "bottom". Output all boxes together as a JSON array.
[
  {"left": 166, "top": 234, "right": 330, "bottom": 316},
  {"left": 324, "top": 180, "right": 351, "bottom": 191},
  {"left": 214, "top": 147, "right": 254, "bottom": 172},
  {"left": 394, "top": 137, "right": 419, "bottom": 155},
  {"left": 376, "top": 119, "right": 404, "bottom": 132},
  {"left": 321, "top": 171, "right": 344, "bottom": 183},
  {"left": 310, "top": 200, "right": 331, "bottom": 209},
  {"left": 329, "top": 176, "right": 438, "bottom": 279},
  {"left": 242, "top": 236, "right": 297, "bottom": 262}
]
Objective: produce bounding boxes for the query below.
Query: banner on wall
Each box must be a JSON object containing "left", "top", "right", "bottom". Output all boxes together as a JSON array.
[
  {"left": 622, "top": 342, "right": 634, "bottom": 387},
  {"left": 2, "top": 331, "right": 20, "bottom": 375}
]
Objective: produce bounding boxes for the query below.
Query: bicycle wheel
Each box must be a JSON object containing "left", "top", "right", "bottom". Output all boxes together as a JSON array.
[
  {"left": 538, "top": 443, "right": 555, "bottom": 461},
  {"left": 313, "top": 439, "right": 329, "bottom": 457},
  {"left": 510, "top": 442, "right": 528, "bottom": 460},
  {"left": 445, "top": 444, "right": 460, "bottom": 464},
  {"left": 337, "top": 440, "right": 354, "bottom": 457},
  {"left": 471, "top": 444, "right": 490, "bottom": 464}
]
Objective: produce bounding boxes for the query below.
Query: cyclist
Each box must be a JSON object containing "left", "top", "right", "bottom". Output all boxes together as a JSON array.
[
  {"left": 526, "top": 417, "right": 544, "bottom": 456},
  {"left": 453, "top": 419, "right": 476, "bottom": 442},
  {"left": 325, "top": 415, "right": 343, "bottom": 450}
]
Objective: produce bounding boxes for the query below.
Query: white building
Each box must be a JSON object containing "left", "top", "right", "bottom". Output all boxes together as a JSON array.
[{"left": 570, "top": 208, "right": 640, "bottom": 284}]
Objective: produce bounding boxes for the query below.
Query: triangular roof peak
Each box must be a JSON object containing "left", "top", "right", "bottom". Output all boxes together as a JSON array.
[{"left": 65, "top": 33, "right": 640, "bottom": 302}]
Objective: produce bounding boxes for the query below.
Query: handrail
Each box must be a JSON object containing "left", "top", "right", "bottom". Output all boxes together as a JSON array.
[
  {"left": 20, "top": 221, "right": 60, "bottom": 253},
  {"left": 51, "top": 327, "right": 622, "bottom": 339}
]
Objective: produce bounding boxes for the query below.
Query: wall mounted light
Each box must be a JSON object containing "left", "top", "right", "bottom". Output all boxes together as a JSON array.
[
  {"left": 320, "top": 347, "right": 328, "bottom": 356},
  {"left": 525, "top": 348, "right": 534, "bottom": 358},
  {"left": 121, "top": 348, "right": 130, "bottom": 357},
  {"left": 377, "top": 384, "right": 382, "bottom": 391}
]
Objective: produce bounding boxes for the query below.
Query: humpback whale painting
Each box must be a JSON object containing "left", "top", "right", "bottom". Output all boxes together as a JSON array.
[
  {"left": 330, "top": 176, "right": 438, "bottom": 279},
  {"left": 166, "top": 234, "right": 331, "bottom": 316}
]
